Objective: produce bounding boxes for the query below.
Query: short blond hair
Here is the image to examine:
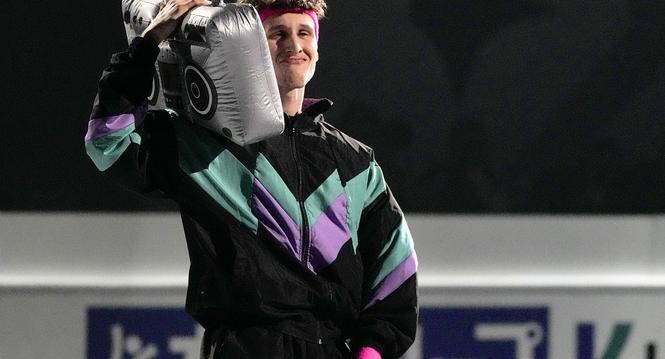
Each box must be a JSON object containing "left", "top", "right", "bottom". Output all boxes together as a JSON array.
[{"left": 237, "top": 0, "right": 327, "bottom": 19}]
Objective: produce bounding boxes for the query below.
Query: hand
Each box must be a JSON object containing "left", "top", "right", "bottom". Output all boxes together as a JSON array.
[{"left": 141, "top": 0, "right": 212, "bottom": 44}]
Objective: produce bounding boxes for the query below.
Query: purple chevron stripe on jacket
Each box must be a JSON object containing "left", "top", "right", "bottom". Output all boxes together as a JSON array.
[
  {"left": 309, "top": 193, "right": 351, "bottom": 272},
  {"left": 252, "top": 179, "right": 302, "bottom": 260},
  {"left": 85, "top": 106, "right": 147, "bottom": 141},
  {"left": 364, "top": 252, "right": 417, "bottom": 309}
]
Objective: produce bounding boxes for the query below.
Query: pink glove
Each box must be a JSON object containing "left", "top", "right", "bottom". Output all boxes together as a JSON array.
[{"left": 356, "top": 346, "right": 381, "bottom": 359}]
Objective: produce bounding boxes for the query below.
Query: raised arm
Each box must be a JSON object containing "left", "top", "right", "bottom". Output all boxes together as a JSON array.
[{"left": 84, "top": 0, "right": 209, "bottom": 191}]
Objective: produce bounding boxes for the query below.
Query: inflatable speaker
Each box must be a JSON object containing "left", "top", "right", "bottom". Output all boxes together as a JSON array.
[{"left": 122, "top": 0, "right": 285, "bottom": 145}]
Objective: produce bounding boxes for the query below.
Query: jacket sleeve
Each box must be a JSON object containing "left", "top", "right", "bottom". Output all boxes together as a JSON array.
[
  {"left": 353, "top": 157, "right": 418, "bottom": 359},
  {"left": 84, "top": 37, "right": 176, "bottom": 194}
]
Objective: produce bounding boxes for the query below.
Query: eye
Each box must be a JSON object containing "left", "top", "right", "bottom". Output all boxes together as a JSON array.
[
  {"left": 298, "top": 30, "right": 312, "bottom": 37},
  {"left": 269, "top": 30, "right": 285, "bottom": 39}
]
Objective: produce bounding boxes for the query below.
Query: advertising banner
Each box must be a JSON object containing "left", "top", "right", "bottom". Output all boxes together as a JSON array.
[{"left": 83, "top": 296, "right": 663, "bottom": 359}]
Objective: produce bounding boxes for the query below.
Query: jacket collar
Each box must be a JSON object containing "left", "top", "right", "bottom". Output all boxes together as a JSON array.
[
  {"left": 302, "top": 98, "right": 333, "bottom": 116},
  {"left": 285, "top": 98, "right": 333, "bottom": 132}
]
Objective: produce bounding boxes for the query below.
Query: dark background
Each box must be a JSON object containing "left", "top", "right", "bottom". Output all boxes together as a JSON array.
[{"left": 3, "top": 1, "right": 665, "bottom": 213}]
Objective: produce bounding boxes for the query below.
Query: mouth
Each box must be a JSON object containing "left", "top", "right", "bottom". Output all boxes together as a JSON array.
[{"left": 281, "top": 57, "right": 307, "bottom": 65}]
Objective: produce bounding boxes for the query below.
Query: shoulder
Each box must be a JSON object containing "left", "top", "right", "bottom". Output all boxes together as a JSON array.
[
  {"left": 319, "top": 120, "right": 377, "bottom": 183},
  {"left": 321, "top": 120, "right": 374, "bottom": 157},
  {"left": 321, "top": 120, "right": 374, "bottom": 156}
]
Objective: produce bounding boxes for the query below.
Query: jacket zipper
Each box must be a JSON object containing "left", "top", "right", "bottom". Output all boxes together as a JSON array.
[{"left": 290, "top": 126, "right": 311, "bottom": 266}]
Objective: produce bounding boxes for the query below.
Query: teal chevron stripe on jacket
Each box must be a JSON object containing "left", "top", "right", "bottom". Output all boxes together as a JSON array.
[
  {"left": 254, "top": 153, "right": 303, "bottom": 228},
  {"left": 344, "top": 161, "right": 386, "bottom": 252},
  {"left": 365, "top": 216, "right": 416, "bottom": 309}
]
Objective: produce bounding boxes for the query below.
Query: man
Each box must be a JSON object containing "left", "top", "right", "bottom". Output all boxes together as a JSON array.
[{"left": 85, "top": 0, "right": 417, "bottom": 358}]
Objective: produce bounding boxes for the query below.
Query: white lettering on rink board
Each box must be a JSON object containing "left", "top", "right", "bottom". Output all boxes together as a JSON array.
[{"left": 87, "top": 308, "right": 202, "bottom": 359}]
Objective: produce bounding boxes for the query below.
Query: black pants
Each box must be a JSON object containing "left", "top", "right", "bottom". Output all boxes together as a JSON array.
[{"left": 201, "top": 327, "right": 352, "bottom": 359}]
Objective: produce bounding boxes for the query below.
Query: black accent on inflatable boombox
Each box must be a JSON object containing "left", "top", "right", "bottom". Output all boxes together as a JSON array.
[
  {"left": 184, "top": 63, "right": 217, "bottom": 121},
  {"left": 146, "top": 72, "right": 160, "bottom": 105},
  {"left": 158, "top": 61, "right": 184, "bottom": 109},
  {"left": 182, "top": 14, "right": 211, "bottom": 43}
]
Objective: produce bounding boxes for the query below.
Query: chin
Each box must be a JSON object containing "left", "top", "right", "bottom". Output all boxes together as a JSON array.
[{"left": 279, "top": 77, "right": 307, "bottom": 91}]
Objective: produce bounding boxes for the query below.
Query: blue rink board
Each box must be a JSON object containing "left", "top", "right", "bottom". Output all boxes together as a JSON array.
[{"left": 87, "top": 306, "right": 549, "bottom": 359}]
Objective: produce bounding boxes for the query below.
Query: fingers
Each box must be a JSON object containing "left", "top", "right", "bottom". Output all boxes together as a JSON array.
[
  {"left": 173, "top": 0, "right": 195, "bottom": 18},
  {"left": 158, "top": 0, "right": 187, "bottom": 20},
  {"left": 159, "top": 0, "right": 178, "bottom": 8},
  {"left": 159, "top": 0, "right": 212, "bottom": 21},
  {"left": 171, "top": 0, "right": 212, "bottom": 9},
  {"left": 160, "top": 0, "right": 189, "bottom": 12},
  {"left": 153, "top": 2, "right": 178, "bottom": 22},
  {"left": 177, "top": 0, "right": 213, "bottom": 5},
  {"left": 162, "top": 2, "right": 179, "bottom": 16}
]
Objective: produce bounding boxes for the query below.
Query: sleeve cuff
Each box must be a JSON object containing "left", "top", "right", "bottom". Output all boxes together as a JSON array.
[
  {"left": 128, "top": 36, "right": 160, "bottom": 66},
  {"left": 356, "top": 346, "right": 382, "bottom": 359}
]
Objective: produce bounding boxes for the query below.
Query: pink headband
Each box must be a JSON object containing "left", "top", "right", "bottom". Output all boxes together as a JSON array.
[{"left": 258, "top": 7, "right": 320, "bottom": 40}]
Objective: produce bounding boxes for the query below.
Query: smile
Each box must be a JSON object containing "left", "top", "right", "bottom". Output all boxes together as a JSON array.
[{"left": 282, "top": 57, "right": 307, "bottom": 64}]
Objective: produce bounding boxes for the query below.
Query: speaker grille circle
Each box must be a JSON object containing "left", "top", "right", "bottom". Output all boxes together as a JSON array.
[{"left": 184, "top": 64, "right": 216, "bottom": 120}]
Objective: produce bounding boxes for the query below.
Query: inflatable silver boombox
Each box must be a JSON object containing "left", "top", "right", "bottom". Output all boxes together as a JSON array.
[{"left": 122, "top": 0, "right": 284, "bottom": 145}]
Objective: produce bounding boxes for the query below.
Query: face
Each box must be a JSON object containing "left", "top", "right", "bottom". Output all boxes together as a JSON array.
[{"left": 263, "top": 13, "right": 319, "bottom": 93}]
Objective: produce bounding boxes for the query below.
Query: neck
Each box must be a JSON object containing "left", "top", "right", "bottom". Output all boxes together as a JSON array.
[{"left": 280, "top": 87, "right": 305, "bottom": 116}]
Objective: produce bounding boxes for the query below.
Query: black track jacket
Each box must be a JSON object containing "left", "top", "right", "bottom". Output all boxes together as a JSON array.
[{"left": 85, "top": 37, "right": 417, "bottom": 358}]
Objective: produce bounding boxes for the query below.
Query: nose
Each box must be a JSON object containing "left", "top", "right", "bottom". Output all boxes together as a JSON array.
[{"left": 284, "top": 33, "right": 303, "bottom": 54}]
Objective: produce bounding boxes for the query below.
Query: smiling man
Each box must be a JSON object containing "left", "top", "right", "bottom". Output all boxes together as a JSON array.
[
  {"left": 85, "top": 0, "right": 417, "bottom": 358},
  {"left": 261, "top": 9, "right": 319, "bottom": 114}
]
